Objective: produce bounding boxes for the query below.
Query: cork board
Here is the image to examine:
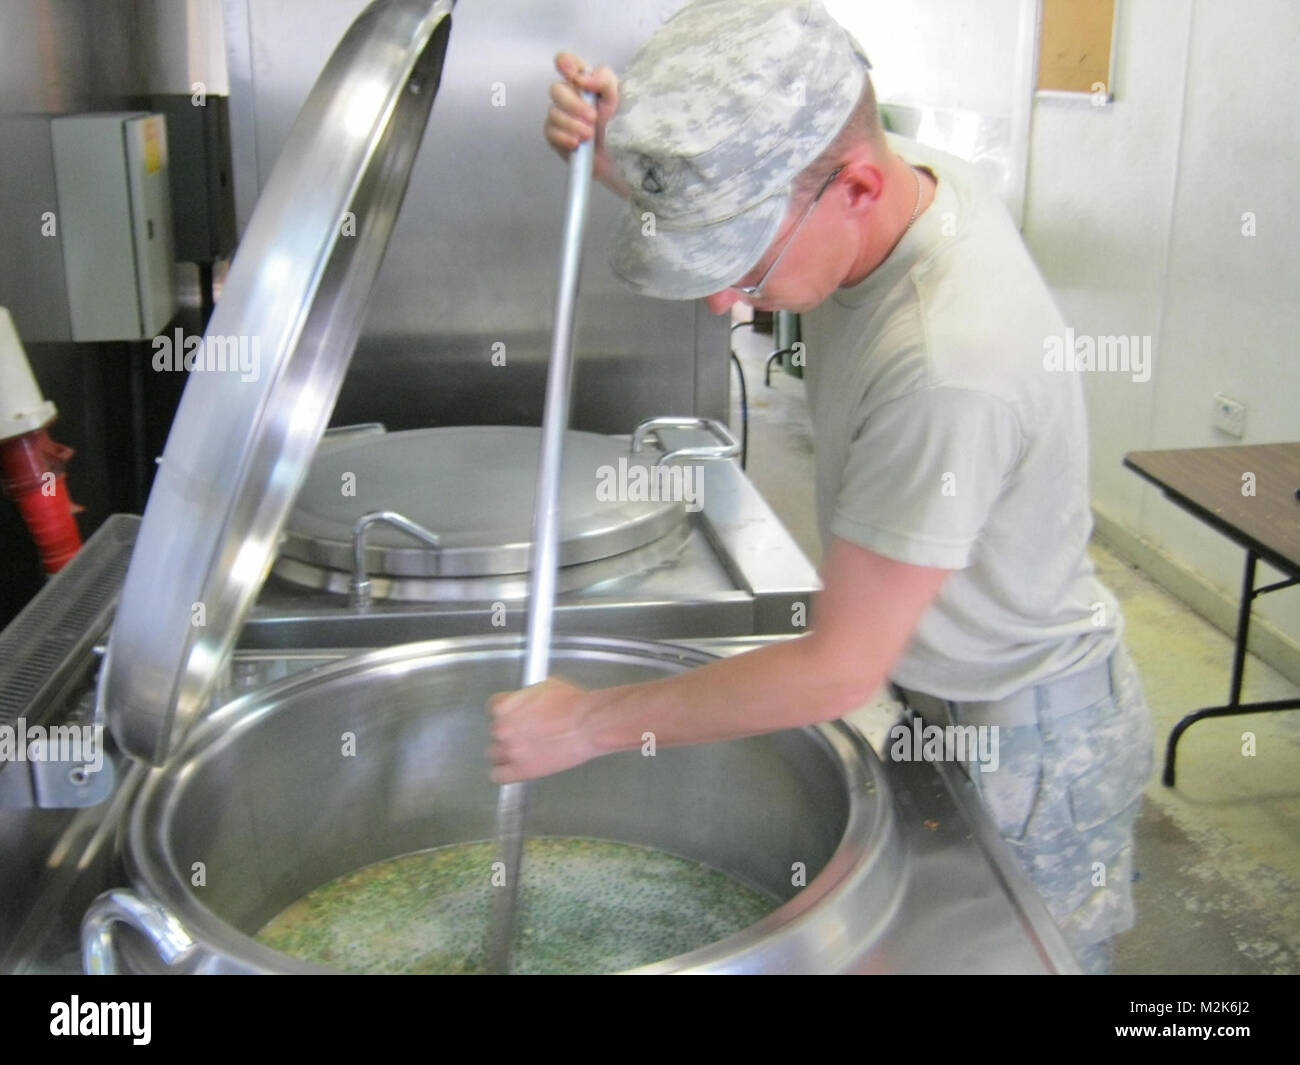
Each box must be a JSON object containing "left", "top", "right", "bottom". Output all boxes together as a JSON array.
[{"left": 1037, "top": 0, "right": 1116, "bottom": 95}]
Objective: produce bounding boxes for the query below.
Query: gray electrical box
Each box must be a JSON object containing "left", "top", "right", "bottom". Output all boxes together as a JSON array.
[{"left": 0, "top": 112, "right": 177, "bottom": 343}]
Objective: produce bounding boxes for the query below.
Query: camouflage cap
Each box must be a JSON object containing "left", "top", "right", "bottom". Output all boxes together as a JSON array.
[{"left": 605, "top": 0, "right": 870, "bottom": 301}]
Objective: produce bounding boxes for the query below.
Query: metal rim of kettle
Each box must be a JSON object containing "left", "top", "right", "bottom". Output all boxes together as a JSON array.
[
  {"left": 270, "top": 419, "right": 741, "bottom": 601},
  {"left": 84, "top": 635, "right": 907, "bottom": 975},
  {"left": 275, "top": 427, "right": 689, "bottom": 580},
  {"left": 271, "top": 520, "right": 693, "bottom": 603}
]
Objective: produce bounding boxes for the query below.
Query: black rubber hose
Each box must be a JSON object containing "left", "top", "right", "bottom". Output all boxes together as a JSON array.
[{"left": 729, "top": 349, "right": 749, "bottom": 471}]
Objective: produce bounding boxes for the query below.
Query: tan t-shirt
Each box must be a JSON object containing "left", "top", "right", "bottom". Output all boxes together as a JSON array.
[{"left": 801, "top": 135, "right": 1120, "bottom": 700}]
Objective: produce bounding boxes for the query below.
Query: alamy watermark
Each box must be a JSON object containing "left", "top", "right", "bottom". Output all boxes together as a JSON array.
[
  {"left": 152, "top": 328, "right": 261, "bottom": 382},
  {"left": 595, "top": 458, "right": 703, "bottom": 512},
  {"left": 50, "top": 997, "right": 150, "bottom": 1045},
  {"left": 889, "top": 716, "right": 1000, "bottom": 773},
  {"left": 1043, "top": 328, "right": 1151, "bottom": 383},
  {"left": 0, "top": 718, "right": 104, "bottom": 774}
]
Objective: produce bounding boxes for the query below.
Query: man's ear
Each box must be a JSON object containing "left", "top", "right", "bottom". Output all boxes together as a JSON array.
[{"left": 838, "top": 158, "right": 886, "bottom": 217}]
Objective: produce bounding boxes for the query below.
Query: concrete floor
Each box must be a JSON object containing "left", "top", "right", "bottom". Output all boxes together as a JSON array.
[{"left": 727, "top": 316, "right": 1300, "bottom": 975}]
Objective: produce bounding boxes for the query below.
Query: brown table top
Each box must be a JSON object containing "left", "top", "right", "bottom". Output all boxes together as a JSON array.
[{"left": 1123, "top": 443, "right": 1300, "bottom": 577}]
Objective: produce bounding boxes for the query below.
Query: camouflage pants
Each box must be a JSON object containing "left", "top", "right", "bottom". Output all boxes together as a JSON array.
[{"left": 907, "top": 643, "right": 1155, "bottom": 974}]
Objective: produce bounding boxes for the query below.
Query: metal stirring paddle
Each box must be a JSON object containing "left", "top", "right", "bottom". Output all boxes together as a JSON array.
[{"left": 486, "top": 92, "right": 597, "bottom": 974}]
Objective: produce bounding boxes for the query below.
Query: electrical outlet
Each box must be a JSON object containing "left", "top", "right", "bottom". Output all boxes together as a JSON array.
[{"left": 1212, "top": 393, "right": 1246, "bottom": 438}]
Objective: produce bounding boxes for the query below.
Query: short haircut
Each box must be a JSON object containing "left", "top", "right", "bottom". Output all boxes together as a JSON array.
[{"left": 791, "top": 76, "right": 886, "bottom": 207}]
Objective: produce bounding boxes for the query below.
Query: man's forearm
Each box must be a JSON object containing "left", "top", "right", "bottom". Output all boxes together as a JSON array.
[
  {"left": 489, "top": 540, "right": 949, "bottom": 783},
  {"left": 579, "top": 633, "right": 885, "bottom": 755}
]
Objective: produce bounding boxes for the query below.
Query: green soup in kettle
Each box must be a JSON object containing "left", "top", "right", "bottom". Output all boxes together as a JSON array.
[{"left": 255, "top": 836, "right": 781, "bottom": 974}]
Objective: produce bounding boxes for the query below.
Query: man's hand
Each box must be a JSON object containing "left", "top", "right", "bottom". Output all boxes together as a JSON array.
[
  {"left": 544, "top": 51, "right": 630, "bottom": 197},
  {"left": 487, "top": 675, "right": 602, "bottom": 784},
  {"left": 483, "top": 538, "right": 951, "bottom": 785}
]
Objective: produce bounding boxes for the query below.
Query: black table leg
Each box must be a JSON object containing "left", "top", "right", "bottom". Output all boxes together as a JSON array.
[
  {"left": 1163, "top": 550, "right": 1300, "bottom": 785},
  {"left": 1226, "top": 551, "right": 1257, "bottom": 707},
  {"left": 1163, "top": 550, "right": 1256, "bottom": 786}
]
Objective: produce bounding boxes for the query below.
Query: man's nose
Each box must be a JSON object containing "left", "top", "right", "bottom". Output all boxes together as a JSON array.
[{"left": 705, "top": 289, "right": 746, "bottom": 315}]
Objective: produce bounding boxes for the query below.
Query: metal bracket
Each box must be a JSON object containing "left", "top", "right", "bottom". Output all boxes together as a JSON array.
[{"left": 0, "top": 732, "right": 116, "bottom": 809}]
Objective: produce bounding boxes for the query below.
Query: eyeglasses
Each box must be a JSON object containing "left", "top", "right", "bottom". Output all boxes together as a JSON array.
[{"left": 735, "top": 165, "right": 845, "bottom": 299}]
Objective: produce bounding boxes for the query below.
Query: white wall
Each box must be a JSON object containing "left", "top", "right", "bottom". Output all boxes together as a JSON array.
[
  {"left": 826, "top": 0, "right": 1035, "bottom": 219},
  {"left": 826, "top": 0, "right": 1025, "bottom": 114},
  {"left": 1024, "top": 0, "right": 1300, "bottom": 645}
]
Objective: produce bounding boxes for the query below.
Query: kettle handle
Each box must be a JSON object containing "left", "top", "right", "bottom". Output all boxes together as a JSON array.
[
  {"left": 630, "top": 417, "right": 742, "bottom": 466},
  {"left": 81, "top": 888, "right": 196, "bottom": 974}
]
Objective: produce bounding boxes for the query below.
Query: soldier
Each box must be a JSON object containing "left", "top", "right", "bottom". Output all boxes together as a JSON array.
[{"left": 489, "top": 0, "right": 1154, "bottom": 973}]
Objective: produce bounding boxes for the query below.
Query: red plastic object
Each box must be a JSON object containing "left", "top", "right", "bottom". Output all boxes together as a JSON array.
[{"left": 0, "top": 427, "right": 83, "bottom": 573}]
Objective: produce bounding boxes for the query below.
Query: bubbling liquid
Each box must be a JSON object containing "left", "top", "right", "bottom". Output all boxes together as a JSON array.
[{"left": 256, "top": 836, "right": 780, "bottom": 974}]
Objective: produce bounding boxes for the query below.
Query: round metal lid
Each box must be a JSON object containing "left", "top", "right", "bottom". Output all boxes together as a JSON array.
[
  {"left": 101, "top": 0, "right": 455, "bottom": 766},
  {"left": 278, "top": 426, "right": 686, "bottom": 579}
]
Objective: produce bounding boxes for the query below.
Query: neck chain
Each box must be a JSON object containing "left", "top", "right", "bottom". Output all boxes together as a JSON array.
[{"left": 905, "top": 165, "right": 923, "bottom": 232}]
